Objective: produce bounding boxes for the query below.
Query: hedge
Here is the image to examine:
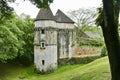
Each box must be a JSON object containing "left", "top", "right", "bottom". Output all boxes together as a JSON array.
[{"left": 58, "top": 56, "right": 100, "bottom": 66}]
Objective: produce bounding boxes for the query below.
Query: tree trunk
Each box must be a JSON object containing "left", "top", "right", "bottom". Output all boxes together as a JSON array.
[
  {"left": 102, "top": 0, "right": 120, "bottom": 80},
  {"left": 101, "top": 23, "right": 120, "bottom": 80}
]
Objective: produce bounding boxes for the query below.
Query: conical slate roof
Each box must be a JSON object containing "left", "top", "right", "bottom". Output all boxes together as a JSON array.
[
  {"left": 35, "top": 8, "right": 54, "bottom": 21},
  {"left": 55, "top": 9, "right": 74, "bottom": 23}
]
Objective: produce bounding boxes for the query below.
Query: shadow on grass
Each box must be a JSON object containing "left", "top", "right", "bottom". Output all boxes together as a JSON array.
[{"left": 0, "top": 63, "right": 11, "bottom": 80}]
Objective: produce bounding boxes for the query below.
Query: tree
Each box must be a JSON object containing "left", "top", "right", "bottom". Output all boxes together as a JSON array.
[
  {"left": 67, "top": 8, "right": 97, "bottom": 27},
  {"left": 96, "top": 0, "right": 120, "bottom": 80},
  {"left": 0, "top": 12, "right": 34, "bottom": 66},
  {"left": 0, "top": 0, "right": 53, "bottom": 64},
  {"left": 0, "top": 13, "right": 24, "bottom": 62},
  {"left": 15, "top": 14, "right": 34, "bottom": 66},
  {"left": 29, "top": 0, "right": 53, "bottom": 8},
  {"left": 0, "top": 0, "right": 13, "bottom": 23}
]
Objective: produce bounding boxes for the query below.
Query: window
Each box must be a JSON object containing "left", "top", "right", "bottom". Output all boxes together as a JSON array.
[
  {"left": 40, "top": 42, "right": 46, "bottom": 49},
  {"left": 41, "top": 29, "right": 45, "bottom": 34},
  {"left": 42, "top": 60, "right": 45, "bottom": 65},
  {"left": 41, "top": 42, "right": 45, "bottom": 48}
]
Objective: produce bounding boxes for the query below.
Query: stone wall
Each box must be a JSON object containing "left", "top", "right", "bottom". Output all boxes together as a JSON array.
[
  {"left": 34, "top": 20, "right": 75, "bottom": 73},
  {"left": 73, "top": 46, "right": 101, "bottom": 57},
  {"left": 35, "top": 20, "right": 56, "bottom": 28},
  {"left": 34, "top": 45, "right": 57, "bottom": 73},
  {"left": 34, "top": 20, "right": 58, "bottom": 73},
  {"left": 57, "top": 29, "right": 75, "bottom": 59},
  {"left": 56, "top": 23, "right": 74, "bottom": 29}
]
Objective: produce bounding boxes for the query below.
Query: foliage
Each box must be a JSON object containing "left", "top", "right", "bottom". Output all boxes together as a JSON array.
[
  {"left": 70, "top": 56, "right": 100, "bottom": 64},
  {"left": 75, "top": 27, "right": 89, "bottom": 42},
  {"left": 101, "top": 46, "right": 108, "bottom": 57},
  {"left": 75, "top": 26, "right": 103, "bottom": 47},
  {"left": 0, "top": 25, "right": 19, "bottom": 62},
  {"left": 0, "top": 13, "right": 34, "bottom": 65},
  {"left": 15, "top": 14, "right": 34, "bottom": 66},
  {"left": 0, "top": 0, "right": 52, "bottom": 64},
  {"left": 58, "top": 56, "right": 100, "bottom": 66},
  {"left": 0, "top": 13, "right": 24, "bottom": 62},
  {"left": 81, "top": 26, "right": 102, "bottom": 34},
  {"left": 29, "top": 0, "right": 53, "bottom": 8},
  {"left": 0, "top": 0, "right": 14, "bottom": 23},
  {"left": 78, "top": 38, "right": 104, "bottom": 47},
  {"left": 95, "top": 8, "right": 104, "bottom": 26}
]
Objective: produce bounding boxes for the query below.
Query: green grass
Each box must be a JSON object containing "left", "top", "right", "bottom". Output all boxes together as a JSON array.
[{"left": 0, "top": 57, "right": 110, "bottom": 80}]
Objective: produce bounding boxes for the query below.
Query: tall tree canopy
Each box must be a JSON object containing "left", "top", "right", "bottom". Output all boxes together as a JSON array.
[
  {"left": 0, "top": 0, "right": 13, "bottom": 23},
  {"left": 0, "top": 12, "right": 34, "bottom": 65},
  {"left": 29, "top": 0, "right": 53, "bottom": 8}
]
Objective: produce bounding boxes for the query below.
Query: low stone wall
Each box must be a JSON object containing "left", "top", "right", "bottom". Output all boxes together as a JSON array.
[{"left": 73, "top": 46, "right": 101, "bottom": 57}]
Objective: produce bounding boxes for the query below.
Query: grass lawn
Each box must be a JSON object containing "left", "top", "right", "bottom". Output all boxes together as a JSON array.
[{"left": 0, "top": 56, "right": 110, "bottom": 80}]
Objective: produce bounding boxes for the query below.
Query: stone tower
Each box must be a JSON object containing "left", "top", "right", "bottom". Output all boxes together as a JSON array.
[
  {"left": 34, "top": 8, "right": 57, "bottom": 73},
  {"left": 34, "top": 8, "right": 75, "bottom": 73}
]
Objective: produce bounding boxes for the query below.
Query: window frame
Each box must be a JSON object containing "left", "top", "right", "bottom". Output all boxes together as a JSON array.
[{"left": 40, "top": 41, "right": 46, "bottom": 49}]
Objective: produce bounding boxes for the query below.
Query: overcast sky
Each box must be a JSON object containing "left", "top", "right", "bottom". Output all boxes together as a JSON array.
[{"left": 9, "top": 0, "right": 102, "bottom": 18}]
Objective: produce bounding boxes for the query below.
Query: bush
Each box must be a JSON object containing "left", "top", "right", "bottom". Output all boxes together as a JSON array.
[
  {"left": 100, "top": 46, "right": 107, "bottom": 57},
  {"left": 9, "top": 53, "right": 34, "bottom": 66},
  {"left": 79, "top": 38, "right": 104, "bottom": 47},
  {"left": 17, "top": 53, "right": 34, "bottom": 66},
  {"left": 70, "top": 56, "right": 100, "bottom": 64},
  {"left": 58, "top": 56, "right": 100, "bottom": 66},
  {"left": 58, "top": 58, "right": 70, "bottom": 66}
]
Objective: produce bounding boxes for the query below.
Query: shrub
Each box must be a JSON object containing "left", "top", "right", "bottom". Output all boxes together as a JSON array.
[
  {"left": 79, "top": 38, "right": 104, "bottom": 47},
  {"left": 58, "top": 56, "right": 100, "bottom": 66},
  {"left": 58, "top": 58, "right": 70, "bottom": 66},
  {"left": 70, "top": 56, "right": 100, "bottom": 64},
  {"left": 17, "top": 53, "right": 34, "bottom": 66},
  {"left": 100, "top": 46, "right": 107, "bottom": 57}
]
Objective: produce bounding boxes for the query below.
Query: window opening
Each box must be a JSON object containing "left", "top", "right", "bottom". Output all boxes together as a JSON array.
[
  {"left": 42, "top": 60, "right": 45, "bottom": 65},
  {"left": 41, "top": 29, "right": 45, "bottom": 34},
  {"left": 41, "top": 42, "right": 45, "bottom": 48}
]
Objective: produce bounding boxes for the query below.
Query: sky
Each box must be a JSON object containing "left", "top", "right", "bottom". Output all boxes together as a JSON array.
[{"left": 9, "top": 0, "right": 102, "bottom": 18}]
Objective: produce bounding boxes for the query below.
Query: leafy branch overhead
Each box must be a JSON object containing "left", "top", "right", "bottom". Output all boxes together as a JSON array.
[
  {"left": 29, "top": 0, "right": 53, "bottom": 8},
  {"left": 0, "top": 0, "right": 13, "bottom": 20},
  {"left": 0, "top": 0, "right": 53, "bottom": 21},
  {"left": 95, "top": 7, "right": 104, "bottom": 27}
]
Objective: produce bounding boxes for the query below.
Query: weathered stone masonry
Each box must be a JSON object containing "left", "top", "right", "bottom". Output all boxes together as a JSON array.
[{"left": 34, "top": 8, "right": 75, "bottom": 73}]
